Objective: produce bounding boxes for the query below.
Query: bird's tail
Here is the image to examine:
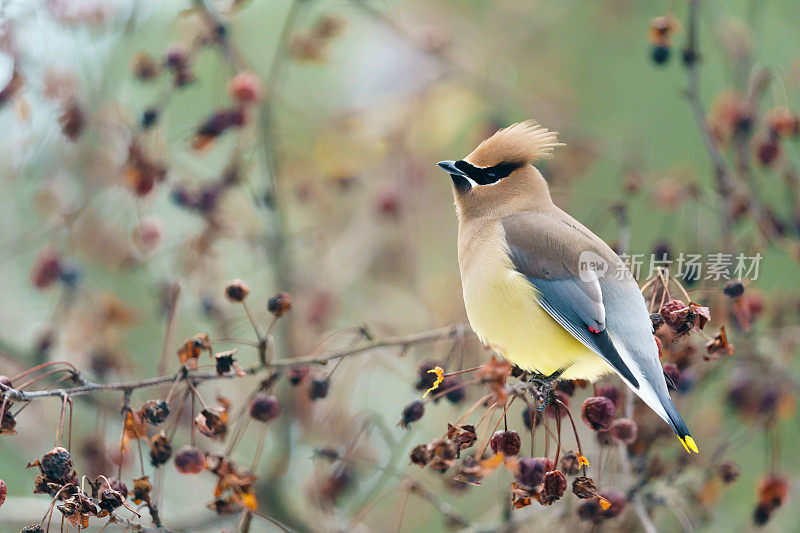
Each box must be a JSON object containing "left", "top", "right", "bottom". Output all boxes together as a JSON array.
[
  {"left": 628, "top": 370, "right": 699, "bottom": 453},
  {"left": 613, "top": 339, "right": 699, "bottom": 454},
  {"left": 660, "top": 392, "right": 699, "bottom": 453}
]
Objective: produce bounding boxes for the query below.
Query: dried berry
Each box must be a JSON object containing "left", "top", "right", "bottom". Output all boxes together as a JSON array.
[
  {"left": 0, "top": 478, "right": 5, "bottom": 508},
  {"left": 581, "top": 397, "right": 616, "bottom": 431},
  {"left": 535, "top": 456, "right": 556, "bottom": 473},
  {"left": 309, "top": 376, "right": 331, "bottom": 400},
  {"left": 440, "top": 375, "right": 465, "bottom": 404},
  {"left": 599, "top": 488, "right": 625, "bottom": 518},
  {"left": 414, "top": 360, "right": 443, "bottom": 391},
  {"left": 174, "top": 445, "right": 205, "bottom": 474},
  {"left": 132, "top": 51, "right": 160, "bottom": 80},
  {"left": 399, "top": 400, "right": 424, "bottom": 428},
  {"left": 718, "top": 461, "right": 740, "bottom": 484},
  {"left": 595, "top": 384, "right": 621, "bottom": 408},
  {"left": 648, "top": 15, "right": 679, "bottom": 45},
  {"left": 140, "top": 399, "right": 169, "bottom": 426},
  {"left": 651, "top": 45, "right": 670, "bottom": 65},
  {"left": 522, "top": 405, "right": 539, "bottom": 430},
  {"left": 758, "top": 476, "right": 788, "bottom": 508},
  {"left": 267, "top": 292, "right": 292, "bottom": 317},
  {"left": 410, "top": 444, "right": 432, "bottom": 466},
  {"left": 149, "top": 433, "right": 172, "bottom": 467},
  {"left": 766, "top": 107, "right": 800, "bottom": 138},
  {"left": 287, "top": 366, "right": 310, "bottom": 385},
  {"left": 31, "top": 248, "right": 62, "bottom": 289},
  {"left": 515, "top": 457, "right": 546, "bottom": 489},
  {"left": 756, "top": 139, "right": 781, "bottom": 167},
  {"left": 58, "top": 99, "right": 84, "bottom": 141},
  {"left": 577, "top": 497, "right": 603, "bottom": 523},
  {"left": 141, "top": 108, "right": 158, "bottom": 128},
  {"left": 105, "top": 477, "right": 128, "bottom": 499},
  {"left": 660, "top": 299, "right": 687, "bottom": 327},
  {"left": 165, "top": 46, "right": 189, "bottom": 70},
  {"left": 753, "top": 502, "right": 772, "bottom": 525},
  {"left": 610, "top": 418, "right": 638, "bottom": 445},
  {"left": 723, "top": 280, "right": 744, "bottom": 298},
  {"left": 224, "top": 279, "right": 249, "bottom": 302},
  {"left": 249, "top": 393, "right": 281, "bottom": 423},
  {"left": 40, "top": 447, "right": 74, "bottom": 483},
  {"left": 572, "top": 476, "right": 599, "bottom": 499},
  {"left": 99, "top": 488, "right": 124, "bottom": 513},
  {"left": 561, "top": 451, "right": 580, "bottom": 475},
  {"left": 490, "top": 430, "right": 521, "bottom": 456},
  {"left": 131, "top": 475, "right": 152, "bottom": 505},
  {"left": 430, "top": 438, "right": 458, "bottom": 461},
  {"left": 650, "top": 312, "right": 665, "bottom": 330},
  {"left": 540, "top": 470, "right": 567, "bottom": 504}
]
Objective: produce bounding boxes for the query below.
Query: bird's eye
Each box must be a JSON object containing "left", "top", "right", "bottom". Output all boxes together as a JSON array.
[{"left": 453, "top": 160, "right": 521, "bottom": 186}]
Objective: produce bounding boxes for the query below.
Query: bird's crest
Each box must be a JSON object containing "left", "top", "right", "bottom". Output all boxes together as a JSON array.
[{"left": 465, "top": 120, "right": 563, "bottom": 168}]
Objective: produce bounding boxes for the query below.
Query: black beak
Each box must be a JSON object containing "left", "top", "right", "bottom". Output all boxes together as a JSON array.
[
  {"left": 437, "top": 160, "right": 467, "bottom": 177},
  {"left": 437, "top": 160, "right": 471, "bottom": 193}
]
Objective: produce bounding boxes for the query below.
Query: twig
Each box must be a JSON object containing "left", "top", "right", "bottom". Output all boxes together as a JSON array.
[{"left": 2, "top": 325, "right": 472, "bottom": 403}]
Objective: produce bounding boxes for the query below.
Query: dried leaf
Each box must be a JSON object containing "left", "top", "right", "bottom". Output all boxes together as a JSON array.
[
  {"left": 177, "top": 333, "right": 212, "bottom": 369},
  {"left": 705, "top": 326, "right": 734, "bottom": 360}
]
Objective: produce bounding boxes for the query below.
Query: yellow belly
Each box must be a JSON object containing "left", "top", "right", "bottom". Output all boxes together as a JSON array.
[{"left": 460, "top": 228, "right": 612, "bottom": 381}]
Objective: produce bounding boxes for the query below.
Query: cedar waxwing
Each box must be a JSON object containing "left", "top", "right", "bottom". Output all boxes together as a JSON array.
[{"left": 437, "top": 121, "right": 697, "bottom": 453}]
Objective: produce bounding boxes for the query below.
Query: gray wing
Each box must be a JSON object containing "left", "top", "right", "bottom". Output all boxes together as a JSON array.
[{"left": 502, "top": 212, "right": 639, "bottom": 388}]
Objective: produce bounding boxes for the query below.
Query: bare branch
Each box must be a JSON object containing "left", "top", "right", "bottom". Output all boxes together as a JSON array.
[{"left": 2, "top": 324, "right": 472, "bottom": 403}]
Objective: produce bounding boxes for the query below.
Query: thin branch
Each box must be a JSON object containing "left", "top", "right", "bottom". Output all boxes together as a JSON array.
[{"left": 2, "top": 325, "right": 472, "bottom": 403}]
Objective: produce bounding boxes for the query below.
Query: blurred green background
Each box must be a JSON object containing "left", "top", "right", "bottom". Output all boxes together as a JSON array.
[{"left": 1, "top": 0, "right": 799, "bottom": 531}]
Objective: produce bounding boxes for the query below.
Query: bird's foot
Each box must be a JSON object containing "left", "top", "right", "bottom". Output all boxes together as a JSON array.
[{"left": 522, "top": 369, "right": 565, "bottom": 411}]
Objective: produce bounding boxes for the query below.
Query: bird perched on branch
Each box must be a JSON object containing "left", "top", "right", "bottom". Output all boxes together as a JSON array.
[{"left": 437, "top": 121, "right": 697, "bottom": 453}]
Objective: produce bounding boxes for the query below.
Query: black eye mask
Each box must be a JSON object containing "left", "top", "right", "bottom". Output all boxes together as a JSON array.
[{"left": 453, "top": 160, "right": 522, "bottom": 185}]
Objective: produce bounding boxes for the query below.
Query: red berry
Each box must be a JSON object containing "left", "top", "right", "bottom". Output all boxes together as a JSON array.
[
  {"left": 489, "top": 430, "right": 521, "bottom": 456},
  {"left": 541, "top": 470, "right": 567, "bottom": 503},
  {"left": 228, "top": 71, "right": 263, "bottom": 104},
  {"left": 581, "top": 397, "right": 616, "bottom": 431}
]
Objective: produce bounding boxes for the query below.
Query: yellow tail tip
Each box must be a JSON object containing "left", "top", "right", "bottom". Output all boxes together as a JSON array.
[{"left": 679, "top": 435, "right": 700, "bottom": 454}]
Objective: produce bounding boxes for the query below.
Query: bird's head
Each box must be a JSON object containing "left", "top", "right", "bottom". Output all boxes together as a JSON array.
[{"left": 438, "top": 120, "right": 563, "bottom": 219}]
